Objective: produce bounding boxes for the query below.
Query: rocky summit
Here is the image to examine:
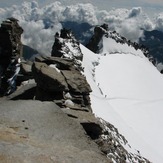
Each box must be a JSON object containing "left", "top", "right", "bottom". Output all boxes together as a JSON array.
[
  {"left": 0, "top": 18, "right": 151, "bottom": 163},
  {"left": 32, "top": 56, "right": 92, "bottom": 110}
]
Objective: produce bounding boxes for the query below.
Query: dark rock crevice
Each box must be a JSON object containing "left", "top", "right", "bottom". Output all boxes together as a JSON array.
[
  {"left": 10, "top": 86, "right": 36, "bottom": 100},
  {"left": 81, "top": 122, "right": 103, "bottom": 140}
]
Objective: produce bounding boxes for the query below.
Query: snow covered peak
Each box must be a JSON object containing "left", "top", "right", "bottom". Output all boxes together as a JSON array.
[
  {"left": 81, "top": 26, "right": 163, "bottom": 162},
  {"left": 102, "top": 31, "right": 146, "bottom": 58},
  {"left": 86, "top": 24, "right": 150, "bottom": 60},
  {"left": 50, "top": 28, "right": 85, "bottom": 72},
  {"left": 51, "top": 28, "right": 83, "bottom": 61}
]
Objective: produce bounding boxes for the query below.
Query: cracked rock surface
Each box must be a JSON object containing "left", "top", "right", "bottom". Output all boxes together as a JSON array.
[{"left": 0, "top": 100, "right": 109, "bottom": 163}]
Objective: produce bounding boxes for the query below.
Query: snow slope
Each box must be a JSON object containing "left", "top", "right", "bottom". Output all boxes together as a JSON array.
[{"left": 81, "top": 35, "right": 163, "bottom": 162}]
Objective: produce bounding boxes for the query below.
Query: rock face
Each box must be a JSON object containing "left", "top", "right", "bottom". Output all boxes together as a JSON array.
[
  {"left": 51, "top": 28, "right": 83, "bottom": 61},
  {"left": 86, "top": 24, "right": 108, "bottom": 53},
  {"left": 0, "top": 18, "right": 23, "bottom": 96},
  {"left": 0, "top": 100, "right": 109, "bottom": 163},
  {"left": 32, "top": 61, "right": 69, "bottom": 92},
  {"left": 32, "top": 56, "right": 92, "bottom": 110}
]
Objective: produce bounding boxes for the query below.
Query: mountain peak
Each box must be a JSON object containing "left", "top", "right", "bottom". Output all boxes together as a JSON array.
[
  {"left": 51, "top": 28, "right": 83, "bottom": 61},
  {"left": 86, "top": 24, "right": 108, "bottom": 53}
]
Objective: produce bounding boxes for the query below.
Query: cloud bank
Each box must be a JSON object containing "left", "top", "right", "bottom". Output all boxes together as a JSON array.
[
  {"left": 0, "top": 1, "right": 162, "bottom": 55},
  {"left": 155, "top": 13, "right": 163, "bottom": 31}
]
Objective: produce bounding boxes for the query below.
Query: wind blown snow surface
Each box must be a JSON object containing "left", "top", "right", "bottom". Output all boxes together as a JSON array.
[{"left": 81, "top": 36, "right": 163, "bottom": 162}]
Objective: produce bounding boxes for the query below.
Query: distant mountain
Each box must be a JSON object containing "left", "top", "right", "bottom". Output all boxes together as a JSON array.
[
  {"left": 61, "top": 21, "right": 93, "bottom": 45},
  {"left": 139, "top": 30, "right": 163, "bottom": 63}
]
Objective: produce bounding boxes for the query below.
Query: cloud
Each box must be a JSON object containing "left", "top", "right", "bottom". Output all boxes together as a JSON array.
[
  {"left": 97, "top": 7, "right": 154, "bottom": 41},
  {"left": 119, "top": 19, "right": 143, "bottom": 41},
  {"left": 0, "top": 1, "right": 159, "bottom": 55},
  {"left": 0, "top": 2, "right": 64, "bottom": 55},
  {"left": 21, "top": 20, "right": 62, "bottom": 55},
  {"left": 0, "top": 1, "right": 98, "bottom": 55},
  {"left": 63, "top": 3, "right": 98, "bottom": 25},
  {"left": 155, "top": 13, "right": 163, "bottom": 31}
]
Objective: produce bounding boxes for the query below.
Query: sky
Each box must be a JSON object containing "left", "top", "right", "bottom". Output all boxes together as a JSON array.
[{"left": 0, "top": 0, "right": 163, "bottom": 16}]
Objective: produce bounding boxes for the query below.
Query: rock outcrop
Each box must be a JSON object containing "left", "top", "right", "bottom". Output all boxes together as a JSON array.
[
  {"left": 86, "top": 24, "right": 108, "bottom": 53},
  {"left": 32, "top": 56, "right": 92, "bottom": 110},
  {"left": 0, "top": 18, "right": 23, "bottom": 96},
  {"left": 51, "top": 28, "right": 83, "bottom": 61}
]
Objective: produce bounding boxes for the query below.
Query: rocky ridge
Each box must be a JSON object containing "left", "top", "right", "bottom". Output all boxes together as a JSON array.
[
  {"left": 0, "top": 19, "right": 151, "bottom": 163},
  {"left": 51, "top": 28, "right": 83, "bottom": 71},
  {"left": 87, "top": 24, "right": 157, "bottom": 67}
]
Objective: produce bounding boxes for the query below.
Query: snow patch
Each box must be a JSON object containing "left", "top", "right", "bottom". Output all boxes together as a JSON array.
[
  {"left": 64, "top": 99, "right": 74, "bottom": 107},
  {"left": 49, "top": 64, "right": 60, "bottom": 73}
]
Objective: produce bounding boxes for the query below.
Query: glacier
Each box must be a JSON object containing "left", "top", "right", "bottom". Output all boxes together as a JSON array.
[{"left": 81, "top": 33, "right": 163, "bottom": 162}]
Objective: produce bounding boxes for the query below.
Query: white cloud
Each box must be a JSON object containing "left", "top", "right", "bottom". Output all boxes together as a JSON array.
[
  {"left": 119, "top": 19, "right": 144, "bottom": 42},
  {"left": 97, "top": 7, "right": 154, "bottom": 42},
  {"left": 20, "top": 20, "right": 62, "bottom": 55},
  {"left": 0, "top": 1, "right": 160, "bottom": 55},
  {"left": 155, "top": 13, "right": 163, "bottom": 32},
  {"left": 63, "top": 3, "right": 98, "bottom": 25}
]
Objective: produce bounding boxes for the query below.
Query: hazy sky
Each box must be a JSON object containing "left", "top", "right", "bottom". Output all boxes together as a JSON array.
[{"left": 0, "top": 0, "right": 162, "bottom": 16}]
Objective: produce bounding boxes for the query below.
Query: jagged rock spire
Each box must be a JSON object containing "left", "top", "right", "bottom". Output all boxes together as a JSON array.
[
  {"left": 0, "top": 17, "right": 23, "bottom": 96},
  {"left": 51, "top": 28, "right": 83, "bottom": 61},
  {"left": 86, "top": 24, "right": 108, "bottom": 53}
]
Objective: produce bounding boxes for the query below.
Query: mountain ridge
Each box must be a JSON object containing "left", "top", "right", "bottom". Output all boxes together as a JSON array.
[
  {"left": 84, "top": 24, "right": 163, "bottom": 162},
  {"left": 1, "top": 18, "right": 162, "bottom": 162}
]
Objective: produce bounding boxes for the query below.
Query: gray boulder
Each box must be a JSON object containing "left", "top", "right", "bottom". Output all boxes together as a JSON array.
[
  {"left": 32, "top": 61, "right": 69, "bottom": 92},
  {"left": 32, "top": 57, "right": 92, "bottom": 108},
  {"left": 35, "top": 56, "right": 75, "bottom": 71},
  {"left": 62, "top": 69, "right": 92, "bottom": 93}
]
